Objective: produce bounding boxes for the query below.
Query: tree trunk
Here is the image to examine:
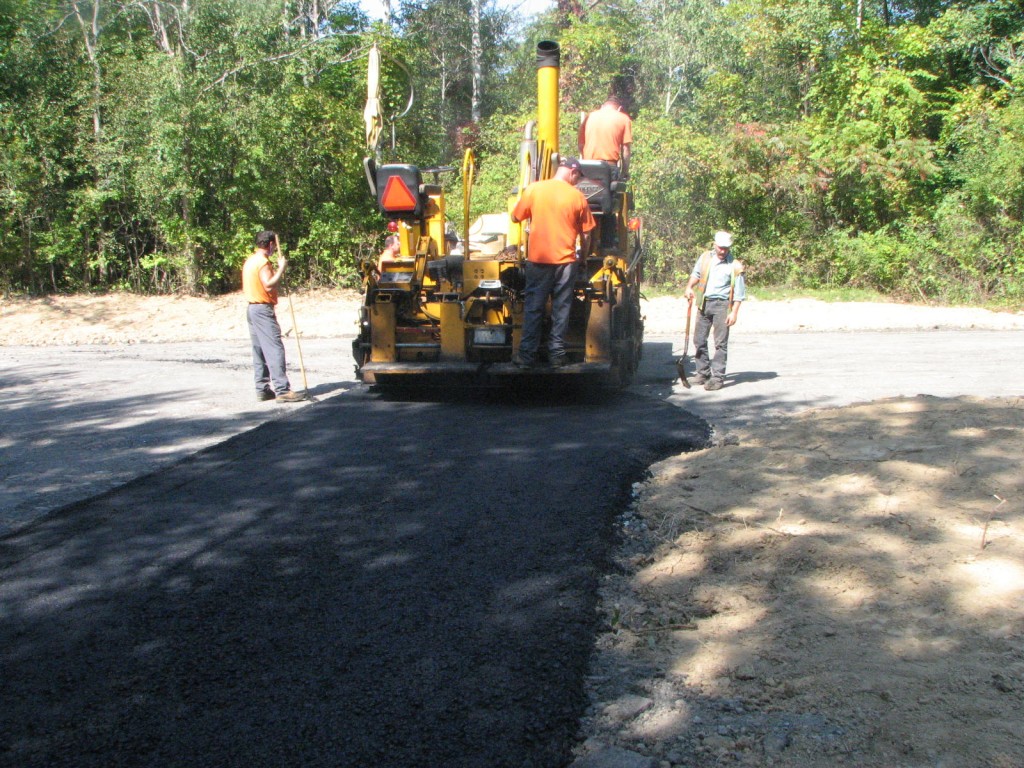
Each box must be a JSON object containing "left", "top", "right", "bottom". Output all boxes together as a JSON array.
[
  {"left": 72, "top": 0, "right": 103, "bottom": 136},
  {"left": 181, "top": 129, "right": 199, "bottom": 294},
  {"left": 150, "top": 2, "right": 173, "bottom": 54},
  {"left": 471, "top": 0, "right": 483, "bottom": 123}
]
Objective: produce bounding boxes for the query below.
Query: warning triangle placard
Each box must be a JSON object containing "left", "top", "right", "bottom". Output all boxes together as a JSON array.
[{"left": 381, "top": 175, "right": 418, "bottom": 212}]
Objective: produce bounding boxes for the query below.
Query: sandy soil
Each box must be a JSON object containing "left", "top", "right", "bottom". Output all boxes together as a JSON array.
[
  {"left": 3, "top": 291, "right": 1023, "bottom": 767},
  {"left": 579, "top": 395, "right": 1023, "bottom": 768},
  {"left": 3, "top": 290, "right": 1024, "bottom": 345}
]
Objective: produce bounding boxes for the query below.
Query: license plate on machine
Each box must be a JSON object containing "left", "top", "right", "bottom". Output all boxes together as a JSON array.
[{"left": 473, "top": 328, "right": 506, "bottom": 345}]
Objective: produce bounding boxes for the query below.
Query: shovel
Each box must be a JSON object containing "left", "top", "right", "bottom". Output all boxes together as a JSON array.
[
  {"left": 676, "top": 295, "right": 693, "bottom": 388},
  {"left": 275, "top": 234, "right": 315, "bottom": 401}
]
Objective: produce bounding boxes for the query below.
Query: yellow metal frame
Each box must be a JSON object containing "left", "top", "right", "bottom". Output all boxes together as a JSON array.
[{"left": 462, "top": 149, "right": 476, "bottom": 249}]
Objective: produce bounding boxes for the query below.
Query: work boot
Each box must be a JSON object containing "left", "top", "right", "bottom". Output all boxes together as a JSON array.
[
  {"left": 512, "top": 353, "right": 538, "bottom": 369},
  {"left": 704, "top": 378, "right": 724, "bottom": 391},
  {"left": 257, "top": 388, "right": 276, "bottom": 402},
  {"left": 691, "top": 373, "right": 709, "bottom": 386},
  {"left": 548, "top": 355, "right": 568, "bottom": 368},
  {"left": 276, "top": 390, "right": 307, "bottom": 403}
]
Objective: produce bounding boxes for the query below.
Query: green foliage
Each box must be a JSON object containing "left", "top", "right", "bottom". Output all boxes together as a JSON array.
[
  {"left": 0, "top": 0, "right": 1022, "bottom": 302},
  {"left": 0, "top": 1, "right": 382, "bottom": 294},
  {"left": 559, "top": 5, "right": 642, "bottom": 112},
  {"left": 294, "top": 202, "right": 374, "bottom": 289},
  {"left": 748, "top": 285, "right": 888, "bottom": 303},
  {"left": 467, "top": 111, "right": 530, "bottom": 221}
]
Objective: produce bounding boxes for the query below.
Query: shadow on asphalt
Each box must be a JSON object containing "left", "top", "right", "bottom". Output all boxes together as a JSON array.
[
  {"left": 0, "top": 388, "right": 707, "bottom": 767},
  {"left": 723, "top": 370, "right": 779, "bottom": 385}
]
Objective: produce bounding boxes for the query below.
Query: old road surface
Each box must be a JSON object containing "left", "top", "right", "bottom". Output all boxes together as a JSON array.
[
  {"left": 3, "top": 325, "right": 1023, "bottom": 766},
  {"left": 0, "top": 384, "right": 706, "bottom": 768}
]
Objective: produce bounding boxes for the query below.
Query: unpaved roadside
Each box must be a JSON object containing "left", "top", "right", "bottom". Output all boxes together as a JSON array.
[
  {"left": 577, "top": 395, "right": 1023, "bottom": 768},
  {"left": 3, "top": 291, "right": 1024, "bottom": 346}
]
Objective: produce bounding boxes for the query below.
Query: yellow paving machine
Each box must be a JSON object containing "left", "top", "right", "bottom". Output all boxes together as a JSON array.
[{"left": 352, "top": 40, "right": 644, "bottom": 387}]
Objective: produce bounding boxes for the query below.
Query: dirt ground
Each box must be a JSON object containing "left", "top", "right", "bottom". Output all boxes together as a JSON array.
[
  {"left": 3, "top": 290, "right": 1024, "bottom": 345},
  {"left": 2, "top": 291, "right": 1023, "bottom": 767},
  {"left": 579, "top": 395, "right": 1023, "bottom": 768}
]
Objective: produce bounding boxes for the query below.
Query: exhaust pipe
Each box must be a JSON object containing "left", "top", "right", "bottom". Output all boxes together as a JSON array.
[{"left": 536, "top": 41, "right": 560, "bottom": 177}]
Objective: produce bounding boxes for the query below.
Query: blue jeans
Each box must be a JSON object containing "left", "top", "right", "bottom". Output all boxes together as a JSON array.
[
  {"left": 693, "top": 298, "right": 730, "bottom": 381},
  {"left": 247, "top": 303, "right": 291, "bottom": 394},
  {"left": 519, "top": 261, "right": 577, "bottom": 361}
]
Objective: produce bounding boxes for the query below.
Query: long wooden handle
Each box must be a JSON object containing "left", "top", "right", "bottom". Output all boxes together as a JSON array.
[
  {"left": 683, "top": 295, "right": 692, "bottom": 354},
  {"left": 275, "top": 234, "right": 309, "bottom": 392}
]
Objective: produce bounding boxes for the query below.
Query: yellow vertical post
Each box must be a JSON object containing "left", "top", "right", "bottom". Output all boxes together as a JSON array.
[
  {"left": 536, "top": 41, "right": 560, "bottom": 179},
  {"left": 369, "top": 303, "right": 396, "bottom": 361},
  {"left": 439, "top": 302, "right": 463, "bottom": 360},
  {"left": 397, "top": 221, "right": 415, "bottom": 256}
]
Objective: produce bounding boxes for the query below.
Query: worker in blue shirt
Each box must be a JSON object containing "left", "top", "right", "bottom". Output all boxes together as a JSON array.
[{"left": 684, "top": 230, "right": 747, "bottom": 390}]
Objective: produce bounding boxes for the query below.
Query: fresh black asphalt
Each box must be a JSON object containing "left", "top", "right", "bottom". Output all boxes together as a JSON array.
[{"left": 0, "top": 389, "right": 707, "bottom": 767}]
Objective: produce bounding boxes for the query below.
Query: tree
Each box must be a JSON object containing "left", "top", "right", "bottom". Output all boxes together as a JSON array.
[{"left": 396, "top": 0, "right": 512, "bottom": 146}]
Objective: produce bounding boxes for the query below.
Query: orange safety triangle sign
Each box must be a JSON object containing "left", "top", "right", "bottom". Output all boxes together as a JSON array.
[{"left": 380, "top": 175, "right": 418, "bottom": 211}]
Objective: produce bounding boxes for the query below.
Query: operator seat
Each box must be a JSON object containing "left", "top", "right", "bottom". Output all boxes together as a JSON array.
[{"left": 576, "top": 160, "right": 615, "bottom": 215}]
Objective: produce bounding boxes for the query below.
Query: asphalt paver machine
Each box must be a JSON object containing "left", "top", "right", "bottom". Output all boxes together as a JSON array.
[{"left": 353, "top": 41, "right": 644, "bottom": 387}]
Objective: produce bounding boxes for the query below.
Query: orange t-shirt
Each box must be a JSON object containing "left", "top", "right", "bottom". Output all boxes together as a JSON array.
[
  {"left": 581, "top": 105, "right": 633, "bottom": 163},
  {"left": 242, "top": 252, "right": 277, "bottom": 305},
  {"left": 512, "top": 178, "right": 596, "bottom": 264}
]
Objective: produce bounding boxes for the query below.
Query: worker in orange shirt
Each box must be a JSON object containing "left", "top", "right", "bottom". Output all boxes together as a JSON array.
[
  {"left": 578, "top": 95, "right": 633, "bottom": 179},
  {"left": 579, "top": 95, "right": 633, "bottom": 248},
  {"left": 510, "top": 157, "right": 596, "bottom": 368},
  {"left": 242, "top": 230, "right": 306, "bottom": 403}
]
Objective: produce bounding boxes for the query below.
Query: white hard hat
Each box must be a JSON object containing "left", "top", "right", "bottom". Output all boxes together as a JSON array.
[{"left": 714, "top": 230, "right": 733, "bottom": 248}]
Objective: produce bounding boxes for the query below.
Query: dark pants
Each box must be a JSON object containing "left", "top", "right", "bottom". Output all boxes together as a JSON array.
[
  {"left": 519, "top": 260, "right": 577, "bottom": 361},
  {"left": 247, "top": 303, "right": 291, "bottom": 395},
  {"left": 693, "top": 298, "right": 731, "bottom": 382}
]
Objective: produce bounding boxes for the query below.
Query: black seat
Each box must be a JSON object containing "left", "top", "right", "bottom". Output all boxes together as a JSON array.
[{"left": 576, "top": 160, "right": 615, "bottom": 214}]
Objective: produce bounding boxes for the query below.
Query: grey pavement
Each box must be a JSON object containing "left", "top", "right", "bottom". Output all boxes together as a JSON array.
[
  {"left": 3, "top": 327, "right": 1022, "bottom": 536},
  {"left": 638, "top": 328, "right": 1024, "bottom": 433},
  {"left": 0, "top": 339, "right": 355, "bottom": 535}
]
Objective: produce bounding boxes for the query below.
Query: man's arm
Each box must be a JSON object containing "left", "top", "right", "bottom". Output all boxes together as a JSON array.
[
  {"left": 511, "top": 192, "right": 531, "bottom": 224},
  {"left": 260, "top": 255, "right": 286, "bottom": 291},
  {"left": 683, "top": 270, "right": 699, "bottom": 300},
  {"left": 727, "top": 268, "right": 745, "bottom": 325},
  {"left": 579, "top": 231, "right": 592, "bottom": 257},
  {"left": 620, "top": 144, "right": 631, "bottom": 178},
  {"left": 684, "top": 276, "right": 700, "bottom": 301}
]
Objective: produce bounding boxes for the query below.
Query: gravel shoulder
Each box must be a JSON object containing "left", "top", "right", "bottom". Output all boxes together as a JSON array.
[{"left": 3, "top": 291, "right": 1023, "bottom": 767}]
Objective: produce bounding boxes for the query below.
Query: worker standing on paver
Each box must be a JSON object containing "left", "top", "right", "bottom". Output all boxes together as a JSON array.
[
  {"left": 578, "top": 95, "right": 633, "bottom": 179},
  {"left": 510, "top": 158, "right": 596, "bottom": 368},
  {"left": 578, "top": 95, "right": 633, "bottom": 248}
]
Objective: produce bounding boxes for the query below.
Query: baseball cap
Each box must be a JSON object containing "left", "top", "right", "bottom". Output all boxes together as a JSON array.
[
  {"left": 559, "top": 157, "right": 582, "bottom": 171},
  {"left": 714, "top": 230, "right": 733, "bottom": 248}
]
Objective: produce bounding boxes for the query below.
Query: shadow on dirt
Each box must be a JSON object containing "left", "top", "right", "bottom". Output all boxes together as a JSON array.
[{"left": 578, "top": 395, "right": 1024, "bottom": 767}]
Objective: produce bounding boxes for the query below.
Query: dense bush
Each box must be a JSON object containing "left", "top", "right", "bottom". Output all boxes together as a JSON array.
[{"left": 0, "top": 0, "right": 1021, "bottom": 305}]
